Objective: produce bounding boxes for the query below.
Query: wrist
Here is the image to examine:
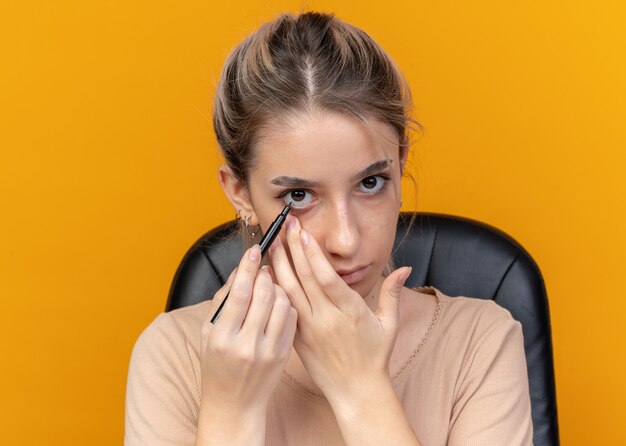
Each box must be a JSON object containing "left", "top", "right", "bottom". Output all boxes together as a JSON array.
[
  {"left": 326, "top": 376, "right": 421, "bottom": 446},
  {"left": 196, "top": 401, "right": 267, "bottom": 446},
  {"left": 326, "top": 373, "right": 395, "bottom": 419}
]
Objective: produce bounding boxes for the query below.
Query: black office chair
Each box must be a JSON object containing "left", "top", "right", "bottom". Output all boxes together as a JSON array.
[{"left": 167, "top": 212, "right": 559, "bottom": 446}]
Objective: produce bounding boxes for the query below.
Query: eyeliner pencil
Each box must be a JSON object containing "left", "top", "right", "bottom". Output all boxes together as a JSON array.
[{"left": 210, "top": 204, "right": 292, "bottom": 323}]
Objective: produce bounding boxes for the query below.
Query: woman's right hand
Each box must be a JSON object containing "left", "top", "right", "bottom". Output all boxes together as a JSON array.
[{"left": 198, "top": 244, "right": 297, "bottom": 418}]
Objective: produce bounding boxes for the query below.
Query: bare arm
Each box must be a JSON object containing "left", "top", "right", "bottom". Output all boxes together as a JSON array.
[
  {"left": 126, "top": 245, "right": 297, "bottom": 446},
  {"left": 194, "top": 246, "right": 297, "bottom": 446},
  {"left": 271, "top": 216, "right": 421, "bottom": 446},
  {"left": 328, "top": 376, "right": 422, "bottom": 446},
  {"left": 195, "top": 405, "right": 267, "bottom": 446}
]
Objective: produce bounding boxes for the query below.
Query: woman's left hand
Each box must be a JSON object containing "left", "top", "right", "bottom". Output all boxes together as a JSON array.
[{"left": 269, "top": 215, "right": 411, "bottom": 404}]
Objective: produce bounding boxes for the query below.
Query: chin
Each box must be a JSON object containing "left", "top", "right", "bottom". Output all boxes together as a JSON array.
[{"left": 350, "top": 275, "right": 381, "bottom": 300}]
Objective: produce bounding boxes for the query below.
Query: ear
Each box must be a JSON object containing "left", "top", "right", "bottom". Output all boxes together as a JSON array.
[{"left": 218, "top": 165, "right": 259, "bottom": 225}]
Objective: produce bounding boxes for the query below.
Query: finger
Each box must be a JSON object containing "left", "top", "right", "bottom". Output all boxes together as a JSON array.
[
  {"left": 216, "top": 245, "right": 262, "bottom": 331},
  {"left": 264, "top": 284, "right": 293, "bottom": 342},
  {"left": 269, "top": 234, "right": 311, "bottom": 316},
  {"left": 264, "top": 264, "right": 277, "bottom": 284},
  {"left": 298, "top": 228, "right": 356, "bottom": 309},
  {"left": 375, "top": 267, "right": 412, "bottom": 328},
  {"left": 279, "top": 306, "right": 298, "bottom": 359},
  {"left": 240, "top": 266, "right": 275, "bottom": 336},
  {"left": 284, "top": 216, "right": 328, "bottom": 309}
]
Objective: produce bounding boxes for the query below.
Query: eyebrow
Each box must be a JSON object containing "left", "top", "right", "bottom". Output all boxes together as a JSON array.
[
  {"left": 353, "top": 160, "right": 390, "bottom": 181},
  {"left": 270, "top": 160, "right": 390, "bottom": 188}
]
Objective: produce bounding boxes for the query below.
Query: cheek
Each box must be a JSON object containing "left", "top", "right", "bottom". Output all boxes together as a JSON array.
[
  {"left": 358, "top": 204, "right": 398, "bottom": 249},
  {"left": 257, "top": 205, "right": 289, "bottom": 234}
]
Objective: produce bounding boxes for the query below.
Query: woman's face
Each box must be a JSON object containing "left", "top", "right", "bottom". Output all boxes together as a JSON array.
[{"left": 246, "top": 111, "right": 404, "bottom": 299}]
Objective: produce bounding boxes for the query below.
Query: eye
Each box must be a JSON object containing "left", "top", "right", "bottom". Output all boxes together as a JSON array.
[
  {"left": 280, "top": 189, "right": 314, "bottom": 209},
  {"left": 357, "top": 175, "right": 387, "bottom": 193}
]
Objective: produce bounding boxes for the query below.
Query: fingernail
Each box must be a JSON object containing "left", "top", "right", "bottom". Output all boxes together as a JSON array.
[
  {"left": 248, "top": 245, "right": 261, "bottom": 261},
  {"left": 396, "top": 267, "right": 412, "bottom": 287},
  {"left": 285, "top": 216, "right": 295, "bottom": 232},
  {"left": 300, "top": 229, "right": 310, "bottom": 245}
]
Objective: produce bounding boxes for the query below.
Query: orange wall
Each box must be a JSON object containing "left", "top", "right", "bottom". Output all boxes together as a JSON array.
[{"left": 1, "top": 1, "right": 624, "bottom": 444}]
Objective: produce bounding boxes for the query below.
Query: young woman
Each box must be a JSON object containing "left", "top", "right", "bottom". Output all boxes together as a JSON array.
[{"left": 125, "top": 11, "right": 533, "bottom": 446}]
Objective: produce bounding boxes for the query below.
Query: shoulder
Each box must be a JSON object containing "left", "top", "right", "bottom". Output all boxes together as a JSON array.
[
  {"left": 135, "top": 301, "right": 211, "bottom": 348},
  {"left": 417, "top": 289, "right": 533, "bottom": 444},
  {"left": 413, "top": 286, "right": 524, "bottom": 357},
  {"left": 131, "top": 301, "right": 211, "bottom": 378},
  {"left": 125, "top": 302, "right": 213, "bottom": 446},
  {"left": 420, "top": 286, "right": 520, "bottom": 332},
  {"left": 412, "top": 288, "right": 533, "bottom": 444}
]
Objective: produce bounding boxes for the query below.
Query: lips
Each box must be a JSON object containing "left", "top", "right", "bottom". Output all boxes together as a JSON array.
[{"left": 336, "top": 265, "right": 371, "bottom": 286}]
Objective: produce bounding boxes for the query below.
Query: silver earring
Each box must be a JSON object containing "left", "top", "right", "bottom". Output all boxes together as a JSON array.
[
  {"left": 243, "top": 215, "right": 260, "bottom": 237},
  {"left": 235, "top": 209, "right": 242, "bottom": 221}
]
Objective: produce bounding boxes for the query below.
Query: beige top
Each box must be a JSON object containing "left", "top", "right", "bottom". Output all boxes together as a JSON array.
[{"left": 125, "top": 286, "right": 533, "bottom": 445}]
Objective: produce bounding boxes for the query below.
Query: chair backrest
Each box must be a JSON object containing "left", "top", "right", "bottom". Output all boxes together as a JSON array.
[{"left": 166, "top": 212, "right": 559, "bottom": 446}]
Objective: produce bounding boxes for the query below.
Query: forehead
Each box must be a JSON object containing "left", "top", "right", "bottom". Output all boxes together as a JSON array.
[{"left": 251, "top": 111, "right": 399, "bottom": 180}]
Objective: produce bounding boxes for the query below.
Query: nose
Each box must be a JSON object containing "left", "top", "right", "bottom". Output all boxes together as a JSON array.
[{"left": 321, "top": 202, "right": 361, "bottom": 259}]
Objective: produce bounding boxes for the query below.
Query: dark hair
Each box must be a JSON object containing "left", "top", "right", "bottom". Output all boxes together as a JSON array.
[{"left": 213, "top": 11, "right": 419, "bottom": 184}]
